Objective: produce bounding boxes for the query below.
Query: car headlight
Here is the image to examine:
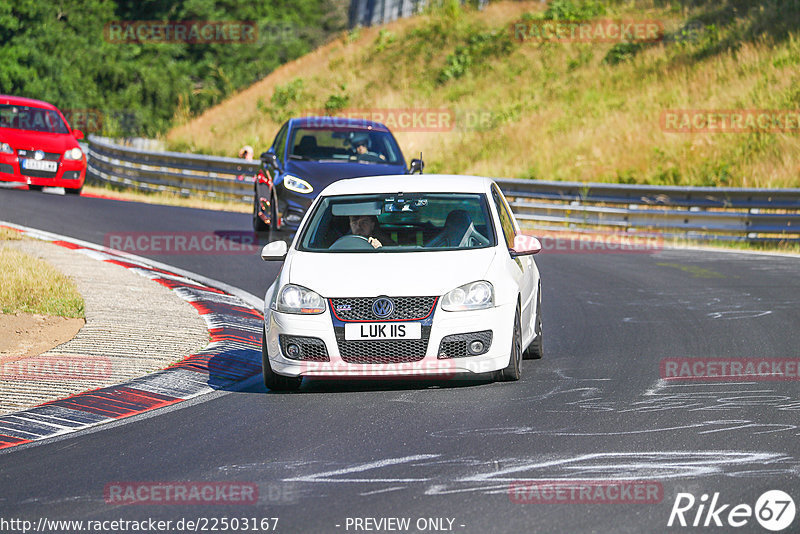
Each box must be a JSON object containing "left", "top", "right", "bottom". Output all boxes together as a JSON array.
[
  {"left": 283, "top": 174, "right": 313, "bottom": 194},
  {"left": 63, "top": 147, "right": 83, "bottom": 160},
  {"left": 275, "top": 284, "right": 325, "bottom": 314},
  {"left": 441, "top": 281, "right": 494, "bottom": 311},
  {"left": 0, "top": 142, "right": 14, "bottom": 154}
]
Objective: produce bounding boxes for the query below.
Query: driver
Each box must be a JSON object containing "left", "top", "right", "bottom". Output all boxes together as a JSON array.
[
  {"left": 349, "top": 215, "right": 397, "bottom": 248},
  {"left": 351, "top": 133, "right": 385, "bottom": 160}
]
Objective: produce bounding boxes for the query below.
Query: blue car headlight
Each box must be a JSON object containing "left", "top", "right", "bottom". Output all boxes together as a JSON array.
[
  {"left": 441, "top": 281, "right": 494, "bottom": 311},
  {"left": 284, "top": 174, "right": 314, "bottom": 194}
]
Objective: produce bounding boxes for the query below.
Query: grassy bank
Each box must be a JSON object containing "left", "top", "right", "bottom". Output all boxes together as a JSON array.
[
  {"left": 167, "top": 0, "right": 800, "bottom": 188},
  {"left": 0, "top": 230, "right": 85, "bottom": 318},
  {"left": 83, "top": 184, "right": 250, "bottom": 213}
]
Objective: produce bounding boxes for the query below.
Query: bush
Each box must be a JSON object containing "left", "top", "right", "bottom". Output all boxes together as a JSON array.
[
  {"left": 542, "top": 0, "right": 607, "bottom": 21},
  {"left": 438, "top": 30, "right": 514, "bottom": 83}
]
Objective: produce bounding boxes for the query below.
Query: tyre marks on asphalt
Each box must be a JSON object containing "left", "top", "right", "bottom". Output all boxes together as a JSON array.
[
  {"left": 216, "top": 451, "right": 798, "bottom": 498},
  {"left": 0, "top": 226, "right": 263, "bottom": 450}
]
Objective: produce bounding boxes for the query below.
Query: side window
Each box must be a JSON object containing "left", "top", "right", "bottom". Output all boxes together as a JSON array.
[
  {"left": 491, "top": 186, "right": 516, "bottom": 249},
  {"left": 273, "top": 123, "right": 288, "bottom": 162}
]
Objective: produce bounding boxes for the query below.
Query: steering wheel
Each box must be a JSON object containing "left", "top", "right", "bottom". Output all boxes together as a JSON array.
[{"left": 329, "top": 234, "right": 374, "bottom": 250}]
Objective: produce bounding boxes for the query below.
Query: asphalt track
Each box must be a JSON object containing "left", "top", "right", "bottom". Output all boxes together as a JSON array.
[{"left": 1, "top": 187, "right": 799, "bottom": 533}]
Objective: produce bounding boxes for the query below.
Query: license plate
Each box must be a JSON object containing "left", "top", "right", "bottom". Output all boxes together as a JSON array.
[
  {"left": 21, "top": 159, "right": 57, "bottom": 172},
  {"left": 344, "top": 322, "right": 422, "bottom": 340}
]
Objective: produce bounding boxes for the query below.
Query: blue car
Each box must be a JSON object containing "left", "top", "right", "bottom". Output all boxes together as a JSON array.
[{"left": 253, "top": 116, "right": 423, "bottom": 232}]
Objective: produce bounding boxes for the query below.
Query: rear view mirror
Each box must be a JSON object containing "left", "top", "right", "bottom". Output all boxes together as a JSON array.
[
  {"left": 510, "top": 234, "right": 542, "bottom": 257},
  {"left": 409, "top": 158, "right": 424, "bottom": 174},
  {"left": 72, "top": 129, "right": 84, "bottom": 140},
  {"left": 260, "top": 149, "right": 279, "bottom": 171},
  {"left": 261, "top": 241, "right": 288, "bottom": 261}
]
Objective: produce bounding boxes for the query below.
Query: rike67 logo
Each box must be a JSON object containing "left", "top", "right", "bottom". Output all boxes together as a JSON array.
[{"left": 668, "top": 490, "right": 795, "bottom": 531}]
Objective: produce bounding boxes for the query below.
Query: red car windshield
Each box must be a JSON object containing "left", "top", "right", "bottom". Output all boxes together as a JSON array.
[{"left": 0, "top": 104, "right": 70, "bottom": 134}]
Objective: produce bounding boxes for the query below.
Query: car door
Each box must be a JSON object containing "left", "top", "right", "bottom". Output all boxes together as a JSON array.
[{"left": 491, "top": 184, "right": 536, "bottom": 341}]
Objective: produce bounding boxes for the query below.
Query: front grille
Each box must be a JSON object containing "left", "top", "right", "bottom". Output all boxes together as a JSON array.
[
  {"left": 17, "top": 150, "right": 61, "bottom": 178},
  {"left": 438, "top": 330, "right": 493, "bottom": 359},
  {"left": 17, "top": 150, "right": 60, "bottom": 161},
  {"left": 0, "top": 163, "right": 13, "bottom": 174},
  {"left": 20, "top": 167, "right": 59, "bottom": 178},
  {"left": 330, "top": 296, "right": 437, "bottom": 321},
  {"left": 335, "top": 326, "right": 431, "bottom": 364},
  {"left": 279, "top": 334, "right": 329, "bottom": 362}
]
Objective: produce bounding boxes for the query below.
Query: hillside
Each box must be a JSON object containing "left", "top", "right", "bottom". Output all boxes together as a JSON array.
[{"left": 167, "top": 0, "right": 800, "bottom": 188}]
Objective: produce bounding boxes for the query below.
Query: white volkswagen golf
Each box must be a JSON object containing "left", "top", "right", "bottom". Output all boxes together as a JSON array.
[{"left": 260, "top": 174, "right": 542, "bottom": 390}]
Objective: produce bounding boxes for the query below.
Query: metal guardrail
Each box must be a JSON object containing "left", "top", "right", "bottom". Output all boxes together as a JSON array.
[
  {"left": 87, "top": 135, "right": 259, "bottom": 202},
  {"left": 87, "top": 136, "right": 800, "bottom": 243}
]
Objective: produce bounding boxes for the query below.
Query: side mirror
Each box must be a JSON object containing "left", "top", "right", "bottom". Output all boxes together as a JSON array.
[
  {"left": 261, "top": 241, "right": 288, "bottom": 261},
  {"left": 409, "top": 158, "right": 424, "bottom": 174},
  {"left": 260, "top": 149, "right": 279, "bottom": 171},
  {"left": 510, "top": 234, "right": 542, "bottom": 257},
  {"left": 72, "top": 129, "right": 84, "bottom": 140}
]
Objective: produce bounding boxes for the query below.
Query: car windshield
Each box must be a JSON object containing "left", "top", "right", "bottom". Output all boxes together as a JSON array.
[
  {"left": 298, "top": 193, "right": 496, "bottom": 252},
  {"left": 0, "top": 104, "right": 70, "bottom": 134},
  {"left": 288, "top": 126, "right": 403, "bottom": 165}
]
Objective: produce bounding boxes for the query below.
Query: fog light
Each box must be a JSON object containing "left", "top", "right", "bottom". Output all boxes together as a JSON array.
[
  {"left": 286, "top": 343, "right": 301, "bottom": 358},
  {"left": 468, "top": 340, "right": 484, "bottom": 355}
]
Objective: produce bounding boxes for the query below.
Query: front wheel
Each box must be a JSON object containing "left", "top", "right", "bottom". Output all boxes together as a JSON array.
[
  {"left": 65, "top": 186, "right": 82, "bottom": 195},
  {"left": 28, "top": 185, "right": 43, "bottom": 191},
  {"left": 262, "top": 327, "right": 302, "bottom": 392},
  {"left": 524, "top": 283, "right": 543, "bottom": 360},
  {"left": 496, "top": 306, "right": 522, "bottom": 382}
]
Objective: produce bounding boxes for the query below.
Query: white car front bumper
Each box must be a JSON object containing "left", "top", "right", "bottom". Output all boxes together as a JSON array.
[{"left": 266, "top": 302, "right": 516, "bottom": 379}]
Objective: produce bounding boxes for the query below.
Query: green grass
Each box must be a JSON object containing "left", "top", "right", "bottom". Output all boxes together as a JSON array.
[{"left": 0, "top": 241, "right": 85, "bottom": 318}]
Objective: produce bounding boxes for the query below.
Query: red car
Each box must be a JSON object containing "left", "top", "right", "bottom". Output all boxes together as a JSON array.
[{"left": 0, "top": 95, "right": 86, "bottom": 194}]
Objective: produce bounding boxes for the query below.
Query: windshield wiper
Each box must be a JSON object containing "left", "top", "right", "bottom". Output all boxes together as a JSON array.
[{"left": 288, "top": 154, "right": 313, "bottom": 161}]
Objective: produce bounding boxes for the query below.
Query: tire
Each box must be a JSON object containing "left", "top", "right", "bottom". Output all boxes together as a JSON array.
[
  {"left": 524, "top": 283, "right": 543, "bottom": 360},
  {"left": 28, "top": 185, "right": 43, "bottom": 191},
  {"left": 262, "top": 327, "right": 302, "bottom": 391},
  {"left": 496, "top": 305, "right": 522, "bottom": 382},
  {"left": 270, "top": 193, "right": 280, "bottom": 232},
  {"left": 253, "top": 190, "right": 269, "bottom": 232},
  {"left": 65, "top": 186, "right": 82, "bottom": 195}
]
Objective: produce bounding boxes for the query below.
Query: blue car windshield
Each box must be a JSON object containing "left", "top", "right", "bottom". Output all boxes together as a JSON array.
[
  {"left": 288, "top": 127, "right": 403, "bottom": 165},
  {"left": 0, "top": 105, "right": 69, "bottom": 134},
  {"left": 298, "top": 193, "right": 496, "bottom": 252}
]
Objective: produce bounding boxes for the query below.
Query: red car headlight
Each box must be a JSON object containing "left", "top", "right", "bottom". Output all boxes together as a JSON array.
[{"left": 63, "top": 147, "right": 83, "bottom": 160}]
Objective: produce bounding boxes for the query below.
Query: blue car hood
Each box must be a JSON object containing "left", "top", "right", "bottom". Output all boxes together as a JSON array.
[{"left": 285, "top": 160, "right": 407, "bottom": 190}]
